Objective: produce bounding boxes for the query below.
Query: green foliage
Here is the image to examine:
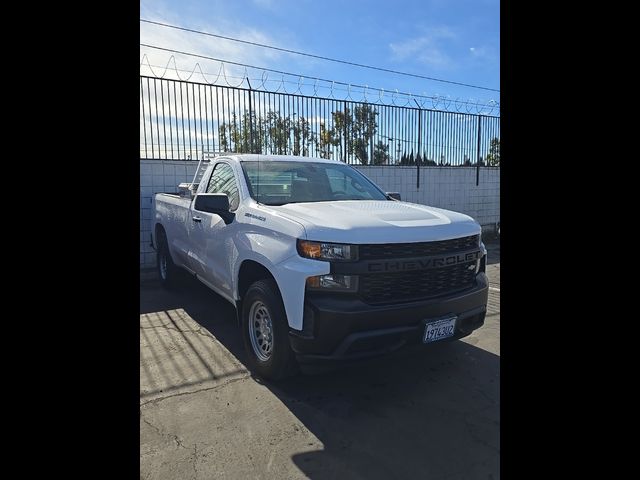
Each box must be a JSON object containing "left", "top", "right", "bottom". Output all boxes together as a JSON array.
[
  {"left": 317, "top": 122, "right": 338, "bottom": 158},
  {"left": 331, "top": 104, "right": 378, "bottom": 164},
  {"left": 211, "top": 104, "right": 378, "bottom": 163},
  {"left": 264, "top": 111, "right": 291, "bottom": 155},
  {"left": 485, "top": 137, "right": 500, "bottom": 166},
  {"left": 218, "top": 110, "right": 319, "bottom": 157},
  {"left": 400, "top": 151, "right": 420, "bottom": 166},
  {"left": 219, "top": 112, "right": 262, "bottom": 154},
  {"left": 236, "top": 112, "right": 263, "bottom": 154},
  {"left": 372, "top": 141, "right": 390, "bottom": 165},
  {"left": 291, "top": 117, "right": 313, "bottom": 156},
  {"left": 218, "top": 124, "right": 230, "bottom": 152},
  {"left": 216, "top": 105, "right": 493, "bottom": 169}
]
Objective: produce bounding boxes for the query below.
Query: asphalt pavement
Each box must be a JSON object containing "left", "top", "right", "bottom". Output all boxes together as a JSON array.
[{"left": 140, "top": 241, "right": 500, "bottom": 479}]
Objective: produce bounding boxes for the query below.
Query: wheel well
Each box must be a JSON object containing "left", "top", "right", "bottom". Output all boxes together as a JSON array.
[
  {"left": 237, "top": 260, "right": 276, "bottom": 300},
  {"left": 155, "top": 223, "right": 166, "bottom": 245}
]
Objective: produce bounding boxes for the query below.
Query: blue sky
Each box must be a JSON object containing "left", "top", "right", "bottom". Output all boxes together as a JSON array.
[{"left": 140, "top": 0, "right": 499, "bottom": 108}]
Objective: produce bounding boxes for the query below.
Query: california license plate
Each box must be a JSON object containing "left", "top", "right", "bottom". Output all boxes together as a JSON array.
[{"left": 423, "top": 315, "right": 457, "bottom": 343}]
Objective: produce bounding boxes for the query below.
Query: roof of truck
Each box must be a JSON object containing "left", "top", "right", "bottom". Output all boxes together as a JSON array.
[{"left": 222, "top": 154, "right": 345, "bottom": 165}]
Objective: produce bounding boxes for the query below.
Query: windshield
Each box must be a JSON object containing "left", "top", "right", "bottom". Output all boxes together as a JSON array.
[{"left": 241, "top": 161, "right": 388, "bottom": 206}]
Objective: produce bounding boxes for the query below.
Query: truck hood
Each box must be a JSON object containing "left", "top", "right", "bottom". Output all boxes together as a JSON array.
[{"left": 267, "top": 200, "right": 481, "bottom": 244}]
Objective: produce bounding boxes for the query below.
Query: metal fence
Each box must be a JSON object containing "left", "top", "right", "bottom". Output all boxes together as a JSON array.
[{"left": 140, "top": 75, "right": 500, "bottom": 171}]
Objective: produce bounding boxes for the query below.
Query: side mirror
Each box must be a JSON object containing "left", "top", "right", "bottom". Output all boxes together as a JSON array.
[
  {"left": 386, "top": 192, "right": 401, "bottom": 201},
  {"left": 194, "top": 193, "right": 234, "bottom": 224}
]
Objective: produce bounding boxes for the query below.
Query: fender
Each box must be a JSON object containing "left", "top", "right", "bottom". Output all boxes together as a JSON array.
[{"left": 233, "top": 245, "right": 328, "bottom": 332}]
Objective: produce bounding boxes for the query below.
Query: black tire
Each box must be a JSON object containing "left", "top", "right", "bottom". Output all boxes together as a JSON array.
[
  {"left": 241, "top": 279, "right": 298, "bottom": 380},
  {"left": 156, "top": 230, "right": 178, "bottom": 289}
]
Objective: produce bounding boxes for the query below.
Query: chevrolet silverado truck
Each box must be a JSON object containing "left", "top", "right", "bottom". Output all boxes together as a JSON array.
[{"left": 151, "top": 154, "right": 488, "bottom": 379}]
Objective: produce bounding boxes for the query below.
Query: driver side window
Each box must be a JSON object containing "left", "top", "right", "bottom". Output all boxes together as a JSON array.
[{"left": 206, "top": 163, "right": 240, "bottom": 210}]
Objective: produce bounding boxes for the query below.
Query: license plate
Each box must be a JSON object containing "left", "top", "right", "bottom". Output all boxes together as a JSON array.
[{"left": 423, "top": 315, "right": 457, "bottom": 343}]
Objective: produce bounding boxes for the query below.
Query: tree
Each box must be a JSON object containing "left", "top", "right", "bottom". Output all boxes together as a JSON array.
[
  {"left": 317, "top": 122, "right": 338, "bottom": 158},
  {"left": 291, "top": 116, "right": 313, "bottom": 156},
  {"left": 372, "top": 141, "right": 390, "bottom": 165},
  {"left": 351, "top": 104, "right": 378, "bottom": 164},
  {"left": 229, "top": 112, "right": 263, "bottom": 154},
  {"left": 485, "top": 137, "right": 500, "bottom": 166},
  {"left": 331, "top": 104, "right": 378, "bottom": 164},
  {"left": 264, "top": 111, "right": 291, "bottom": 155},
  {"left": 331, "top": 108, "right": 351, "bottom": 162},
  {"left": 400, "top": 151, "right": 415, "bottom": 165},
  {"left": 214, "top": 105, "right": 385, "bottom": 160},
  {"left": 218, "top": 111, "right": 263, "bottom": 154},
  {"left": 218, "top": 124, "right": 230, "bottom": 152}
]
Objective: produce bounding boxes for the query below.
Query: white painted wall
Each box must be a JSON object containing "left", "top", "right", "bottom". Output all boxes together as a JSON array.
[
  {"left": 140, "top": 160, "right": 500, "bottom": 269},
  {"left": 354, "top": 166, "right": 500, "bottom": 227},
  {"left": 140, "top": 160, "right": 200, "bottom": 269}
]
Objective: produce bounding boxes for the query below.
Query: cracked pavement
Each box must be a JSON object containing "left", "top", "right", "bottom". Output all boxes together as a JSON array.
[{"left": 140, "top": 241, "right": 500, "bottom": 479}]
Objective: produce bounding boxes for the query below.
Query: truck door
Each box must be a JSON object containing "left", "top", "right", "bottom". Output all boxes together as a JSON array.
[{"left": 187, "top": 162, "right": 240, "bottom": 299}]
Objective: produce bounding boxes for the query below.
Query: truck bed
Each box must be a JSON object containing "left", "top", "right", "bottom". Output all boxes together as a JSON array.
[{"left": 151, "top": 193, "right": 193, "bottom": 256}]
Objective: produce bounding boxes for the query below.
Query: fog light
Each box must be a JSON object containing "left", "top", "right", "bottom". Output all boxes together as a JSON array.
[{"left": 306, "top": 274, "right": 358, "bottom": 291}]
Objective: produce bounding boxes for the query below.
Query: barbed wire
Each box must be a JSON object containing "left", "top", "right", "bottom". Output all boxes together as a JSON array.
[
  {"left": 140, "top": 19, "right": 499, "bottom": 93},
  {"left": 139, "top": 54, "right": 500, "bottom": 116}
]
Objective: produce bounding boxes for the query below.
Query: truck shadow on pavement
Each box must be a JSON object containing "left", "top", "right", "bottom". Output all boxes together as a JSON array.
[
  {"left": 270, "top": 341, "right": 500, "bottom": 479},
  {"left": 141, "top": 275, "right": 500, "bottom": 479}
]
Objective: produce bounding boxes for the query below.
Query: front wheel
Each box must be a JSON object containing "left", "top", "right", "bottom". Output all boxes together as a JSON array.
[{"left": 241, "top": 279, "right": 298, "bottom": 380}]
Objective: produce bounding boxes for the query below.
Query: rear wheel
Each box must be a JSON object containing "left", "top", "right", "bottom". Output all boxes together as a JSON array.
[
  {"left": 156, "top": 231, "right": 178, "bottom": 289},
  {"left": 241, "top": 279, "right": 298, "bottom": 380}
]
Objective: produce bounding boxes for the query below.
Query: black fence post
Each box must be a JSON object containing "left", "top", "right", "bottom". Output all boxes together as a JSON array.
[
  {"left": 415, "top": 100, "right": 422, "bottom": 189},
  {"left": 247, "top": 78, "right": 254, "bottom": 154},
  {"left": 343, "top": 101, "right": 348, "bottom": 163},
  {"left": 476, "top": 115, "right": 482, "bottom": 186}
]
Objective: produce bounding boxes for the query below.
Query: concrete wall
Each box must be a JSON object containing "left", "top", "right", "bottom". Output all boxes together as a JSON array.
[
  {"left": 140, "top": 160, "right": 499, "bottom": 269},
  {"left": 140, "top": 160, "right": 201, "bottom": 269},
  {"left": 354, "top": 166, "right": 500, "bottom": 227}
]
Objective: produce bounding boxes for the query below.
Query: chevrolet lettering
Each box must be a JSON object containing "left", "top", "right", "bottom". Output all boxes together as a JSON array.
[{"left": 367, "top": 250, "right": 482, "bottom": 272}]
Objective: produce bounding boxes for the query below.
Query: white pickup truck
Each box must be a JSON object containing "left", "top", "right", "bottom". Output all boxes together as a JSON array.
[{"left": 152, "top": 154, "right": 488, "bottom": 379}]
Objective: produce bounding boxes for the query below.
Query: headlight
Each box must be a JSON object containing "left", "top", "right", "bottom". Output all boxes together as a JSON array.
[
  {"left": 297, "top": 240, "right": 357, "bottom": 261},
  {"left": 306, "top": 274, "right": 358, "bottom": 292}
]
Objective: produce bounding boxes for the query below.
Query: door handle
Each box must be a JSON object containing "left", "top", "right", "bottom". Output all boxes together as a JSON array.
[{"left": 192, "top": 216, "right": 202, "bottom": 223}]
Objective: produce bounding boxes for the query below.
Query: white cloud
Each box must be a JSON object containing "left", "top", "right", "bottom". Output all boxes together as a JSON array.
[
  {"left": 389, "top": 27, "right": 456, "bottom": 69},
  {"left": 140, "top": 3, "right": 294, "bottom": 84},
  {"left": 468, "top": 45, "right": 496, "bottom": 62}
]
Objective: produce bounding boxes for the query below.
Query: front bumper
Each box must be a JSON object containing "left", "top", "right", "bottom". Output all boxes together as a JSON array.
[{"left": 289, "top": 273, "right": 488, "bottom": 365}]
